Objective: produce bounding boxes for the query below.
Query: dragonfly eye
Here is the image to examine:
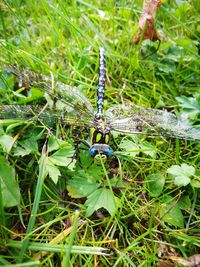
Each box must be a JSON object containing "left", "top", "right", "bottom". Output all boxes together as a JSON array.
[
  {"left": 89, "top": 147, "right": 98, "bottom": 157},
  {"left": 89, "top": 145, "right": 113, "bottom": 157},
  {"left": 106, "top": 148, "right": 113, "bottom": 157}
]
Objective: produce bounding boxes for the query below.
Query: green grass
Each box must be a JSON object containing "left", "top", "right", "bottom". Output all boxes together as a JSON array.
[{"left": 0, "top": 0, "right": 200, "bottom": 266}]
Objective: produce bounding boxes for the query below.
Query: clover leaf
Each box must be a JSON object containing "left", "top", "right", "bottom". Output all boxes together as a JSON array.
[{"left": 167, "top": 163, "right": 195, "bottom": 187}]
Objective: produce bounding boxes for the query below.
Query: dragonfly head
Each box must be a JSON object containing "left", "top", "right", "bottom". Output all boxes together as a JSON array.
[{"left": 89, "top": 144, "right": 113, "bottom": 159}]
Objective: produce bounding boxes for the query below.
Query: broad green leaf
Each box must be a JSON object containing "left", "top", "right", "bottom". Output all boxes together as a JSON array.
[
  {"left": 13, "top": 147, "right": 30, "bottom": 157},
  {"left": 85, "top": 188, "right": 117, "bottom": 216},
  {"left": 79, "top": 150, "right": 94, "bottom": 169},
  {"left": 167, "top": 164, "right": 195, "bottom": 187},
  {"left": 176, "top": 38, "right": 196, "bottom": 51},
  {"left": 109, "top": 176, "right": 126, "bottom": 187},
  {"left": 0, "top": 134, "right": 14, "bottom": 153},
  {"left": 47, "top": 135, "right": 65, "bottom": 153},
  {"left": 16, "top": 88, "right": 44, "bottom": 104},
  {"left": 174, "top": 175, "right": 191, "bottom": 186},
  {"left": 161, "top": 205, "right": 184, "bottom": 228},
  {"left": 157, "top": 59, "right": 175, "bottom": 74},
  {"left": 49, "top": 146, "right": 75, "bottom": 169},
  {"left": 167, "top": 165, "right": 182, "bottom": 176},
  {"left": 85, "top": 164, "right": 104, "bottom": 181},
  {"left": 119, "top": 140, "right": 140, "bottom": 157},
  {"left": 191, "top": 178, "right": 200, "bottom": 188},
  {"left": 0, "top": 156, "right": 20, "bottom": 207},
  {"left": 147, "top": 173, "right": 165, "bottom": 197},
  {"left": 25, "top": 128, "right": 45, "bottom": 140},
  {"left": 181, "top": 164, "right": 195, "bottom": 176},
  {"left": 14, "top": 136, "right": 38, "bottom": 156},
  {"left": 119, "top": 139, "right": 156, "bottom": 158},
  {"left": 176, "top": 95, "right": 200, "bottom": 110},
  {"left": 140, "top": 141, "right": 157, "bottom": 158},
  {"left": 160, "top": 196, "right": 184, "bottom": 228},
  {"left": 67, "top": 174, "right": 99, "bottom": 198},
  {"left": 178, "top": 195, "right": 191, "bottom": 210},
  {"left": 67, "top": 185, "right": 84, "bottom": 198},
  {"left": 47, "top": 159, "right": 61, "bottom": 184},
  {"left": 176, "top": 95, "right": 200, "bottom": 123},
  {"left": 0, "top": 71, "right": 14, "bottom": 90}
]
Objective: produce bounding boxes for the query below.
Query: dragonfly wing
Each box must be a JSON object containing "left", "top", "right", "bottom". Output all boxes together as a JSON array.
[
  {"left": 4, "top": 66, "right": 95, "bottom": 122},
  {"left": 106, "top": 104, "right": 200, "bottom": 141},
  {"left": 0, "top": 105, "right": 94, "bottom": 127}
]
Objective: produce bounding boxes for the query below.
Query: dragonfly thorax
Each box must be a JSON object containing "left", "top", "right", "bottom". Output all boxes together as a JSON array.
[
  {"left": 91, "top": 117, "right": 111, "bottom": 145},
  {"left": 89, "top": 117, "right": 112, "bottom": 158}
]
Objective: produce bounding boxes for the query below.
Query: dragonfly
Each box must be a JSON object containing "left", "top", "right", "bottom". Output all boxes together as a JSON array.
[{"left": 0, "top": 47, "right": 199, "bottom": 160}]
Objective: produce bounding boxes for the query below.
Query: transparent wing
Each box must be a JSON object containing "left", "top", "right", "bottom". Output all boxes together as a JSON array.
[
  {"left": 106, "top": 104, "right": 200, "bottom": 141},
  {"left": 2, "top": 66, "right": 95, "bottom": 125},
  {"left": 0, "top": 104, "right": 94, "bottom": 128}
]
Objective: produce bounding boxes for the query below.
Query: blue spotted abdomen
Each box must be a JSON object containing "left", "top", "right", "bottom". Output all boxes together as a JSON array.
[{"left": 96, "top": 47, "right": 105, "bottom": 117}]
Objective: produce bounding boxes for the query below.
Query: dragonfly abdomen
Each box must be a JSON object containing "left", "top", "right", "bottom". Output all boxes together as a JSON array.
[{"left": 96, "top": 47, "right": 105, "bottom": 118}]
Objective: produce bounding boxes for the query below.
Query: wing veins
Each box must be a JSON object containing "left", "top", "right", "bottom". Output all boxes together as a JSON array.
[
  {"left": 107, "top": 104, "right": 200, "bottom": 141},
  {"left": 6, "top": 66, "right": 95, "bottom": 120}
]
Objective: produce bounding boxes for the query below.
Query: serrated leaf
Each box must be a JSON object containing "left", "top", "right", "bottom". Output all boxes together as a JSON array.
[
  {"left": 86, "top": 165, "right": 104, "bottom": 181},
  {"left": 0, "top": 134, "right": 14, "bottom": 153},
  {"left": 47, "top": 135, "right": 65, "bottom": 153},
  {"left": 14, "top": 136, "right": 38, "bottom": 156},
  {"left": 0, "top": 156, "right": 20, "bottom": 207},
  {"left": 85, "top": 188, "right": 117, "bottom": 216},
  {"left": 13, "top": 147, "right": 30, "bottom": 157},
  {"left": 147, "top": 172, "right": 165, "bottom": 197},
  {"left": 49, "top": 146, "right": 75, "bottom": 169},
  {"left": 79, "top": 150, "right": 94, "bottom": 168},
  {"left": 47, "top": 159, "right": 61, "bottom": 184},
  {"left": 67, "top": 174, "right": 99, "bottom": 198},
  {"left": 67, "top": 185, "right": 84, "bottom": 198}
]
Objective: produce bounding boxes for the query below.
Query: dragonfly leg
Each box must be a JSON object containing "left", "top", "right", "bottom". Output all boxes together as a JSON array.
[
  {"left": 78, "top": 139, "right": 91, "bottom": 148},
  {"left": 67, "top": 139, "right": 91, "bottom": 167}
]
